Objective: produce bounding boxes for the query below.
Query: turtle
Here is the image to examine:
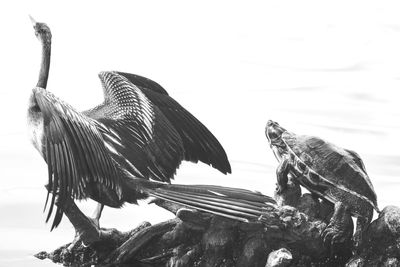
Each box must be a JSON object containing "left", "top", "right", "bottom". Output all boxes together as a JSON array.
[{"left": 265, "top": 120, "right": 379, "bottom": 249}]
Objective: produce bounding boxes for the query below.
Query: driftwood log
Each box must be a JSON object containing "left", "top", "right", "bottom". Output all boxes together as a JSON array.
[
  {"left": 346, "top": 205, "right": 400, "bottom": 267},
  {"left": 35, "top": 181, "right": 400, "bottom": 266}
]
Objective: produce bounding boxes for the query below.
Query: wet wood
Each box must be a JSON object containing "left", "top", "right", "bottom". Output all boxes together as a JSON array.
[{"left": 35, "top": 183, "right": 400, "bottom": 266}]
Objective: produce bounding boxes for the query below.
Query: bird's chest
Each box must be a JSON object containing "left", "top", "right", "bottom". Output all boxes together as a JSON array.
[{"left": 27, "top": 109, "right": 45, "bottom": 156}]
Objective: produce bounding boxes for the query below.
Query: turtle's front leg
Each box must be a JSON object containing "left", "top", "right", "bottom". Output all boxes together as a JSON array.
[
  {"left": 353, "top": 210, "right": 372, "bottom": 252},
  {"left": 276, "top": 155, "right": 291, "bottom": 194},
  {"left": 322, "top": 201, "right": 353, "bottom": 249}
]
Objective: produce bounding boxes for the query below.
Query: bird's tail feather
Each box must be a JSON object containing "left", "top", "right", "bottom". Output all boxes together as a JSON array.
[{"left": 143, "top": 183, "right": 276, "bottom": 223}]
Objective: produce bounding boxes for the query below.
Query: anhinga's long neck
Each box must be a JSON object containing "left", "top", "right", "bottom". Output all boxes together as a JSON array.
[{"left": 37, "top": 38, "right": 51, "bottom": 89}]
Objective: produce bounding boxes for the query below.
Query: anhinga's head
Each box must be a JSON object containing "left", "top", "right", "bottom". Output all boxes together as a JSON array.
[
  {"left": 30, "top": 16, "right": 52, "bottom": 47},
  {"left": 30, "top": 16, "right": 52, "bottom": 89}
]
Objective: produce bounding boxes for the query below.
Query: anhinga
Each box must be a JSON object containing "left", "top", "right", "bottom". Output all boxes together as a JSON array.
[{"left": 28, "top": 18, "right": 275, "bottom": 245}]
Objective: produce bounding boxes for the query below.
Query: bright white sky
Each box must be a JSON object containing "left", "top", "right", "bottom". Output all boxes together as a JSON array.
[{"left": 0, "top": 1, "right": 400, "bottom": 265}]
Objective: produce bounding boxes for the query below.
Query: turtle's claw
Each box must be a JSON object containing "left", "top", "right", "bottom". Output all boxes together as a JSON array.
[
  {"left": 331, "top": 232, "right": 344, "bottom": 245},
  {"left": 322, "top": 223, "right": 349, "bottom": 257},
  {"left": 329, "top": 233, "right": 342, "bottom": 256},
  {"left": 322, "top": 226, "right": 334, "bottom": 244},
  {"left": 322, "top": 223, "right": 341, "bottom": 245}
]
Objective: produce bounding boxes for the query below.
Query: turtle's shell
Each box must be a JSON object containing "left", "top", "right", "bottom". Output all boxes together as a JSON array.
[{"left": 282, "top": 132, "right": 378, "bottom": 211}]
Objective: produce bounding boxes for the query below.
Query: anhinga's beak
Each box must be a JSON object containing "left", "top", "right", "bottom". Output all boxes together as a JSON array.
[{"left": 29, "top": 15, "right": 37, "bottom": 27}]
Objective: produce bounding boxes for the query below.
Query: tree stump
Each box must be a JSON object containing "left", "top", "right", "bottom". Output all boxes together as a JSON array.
[{"left": 35, "top": 182, "right": 400, "bottom": 266}]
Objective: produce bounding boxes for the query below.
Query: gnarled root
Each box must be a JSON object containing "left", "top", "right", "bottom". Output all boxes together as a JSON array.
[{"left": 35, "top": 187, "right": 353, "bottom": 266}]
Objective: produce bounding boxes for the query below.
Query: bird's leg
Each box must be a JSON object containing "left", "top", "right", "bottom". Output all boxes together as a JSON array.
[
  {"left": 276, "top": 156, "right": 291, "bottom": 194},
  {"left": 91, "top": 203, "right": 104, "bottom": 228},
  {"left": 60, "top": 198, "right": 101, "bottom": 249}
]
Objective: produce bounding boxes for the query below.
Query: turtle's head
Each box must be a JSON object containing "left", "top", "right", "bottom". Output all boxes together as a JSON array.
[
  {"left": 265, "top": 120, "right": 286, "bottom": 144},
  {"left": 265, "top": 120, "right": 288, "bottom": 160}
]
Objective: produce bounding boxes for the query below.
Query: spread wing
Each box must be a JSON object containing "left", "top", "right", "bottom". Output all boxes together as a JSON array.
[
  {"left": 85, "top": 72, "right": 184, "bottom": 182},
  {"left": 33, "top": 87, "right": 122, "bottom": 230},
  {"left": 118, "top": 72, "right": 232, "bottom": 174}
]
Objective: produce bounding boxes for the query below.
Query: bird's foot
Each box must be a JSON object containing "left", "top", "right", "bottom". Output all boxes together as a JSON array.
[
  {"left": 60, "top": 199, "right": 103, "bottom": 249},
  {"left": 67, "top": 217, "right": 102, "bottom": 251},
  {"left": 67, "top": 217, "right": 101, "bottom": 251}
]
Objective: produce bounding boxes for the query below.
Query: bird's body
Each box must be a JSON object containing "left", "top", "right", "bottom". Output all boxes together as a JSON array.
[
  {"left": 28, "top": 18, "right": 231, "bottom": 230},
  {"left": 28, "top": 77, "right": 276, "bottom": 230},
  {"left": 27, "top": 20, "right": 289, "bottom": 251},
  {"left": 28, "top": 70, "right": 232, "bottom": 229},
  {"left": 27, "top": 95, "right": 45, "bottom": 154}
]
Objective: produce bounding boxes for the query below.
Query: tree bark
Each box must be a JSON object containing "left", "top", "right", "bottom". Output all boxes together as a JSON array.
[{"left": 35, "top": 181, "right": 361, "bottom": 266}]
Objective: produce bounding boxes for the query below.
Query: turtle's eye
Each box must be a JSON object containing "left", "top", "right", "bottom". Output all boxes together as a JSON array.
[
  {"left": 268, "top": 131, "right": 280, "bottom": 141},
  {"left": 266, "top": 121, "right": 286, "bottom": 145},
  {"left": 266, "top": 125, "right": 282, "bottom": 140}
]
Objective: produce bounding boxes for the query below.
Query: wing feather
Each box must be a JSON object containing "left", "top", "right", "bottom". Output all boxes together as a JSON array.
[
  {"left": 85, "top": 72, "right": 185, "bottom": 183},
  {"left": 116, "top": 72, "right": 169, "bottom": 95},
  {"left": 147, "top": 183, "right": 276, "bottom": 223},
  {"left": 45, "top": 142, "right": 57, "bottom": 222},
  {"left": 117, "top": 72, "right": 231, "bottom": 174},
  {"left": 33, "top": 87, "right": 121, "bottom": 229}
]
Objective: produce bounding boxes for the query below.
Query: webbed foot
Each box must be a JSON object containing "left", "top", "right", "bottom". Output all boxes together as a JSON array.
[
  {"left": 59, "top": 199, "right": 102, "bottom": 249},
  {"left": 67, "top": 216, "right": 101, "bottom": 251}
]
